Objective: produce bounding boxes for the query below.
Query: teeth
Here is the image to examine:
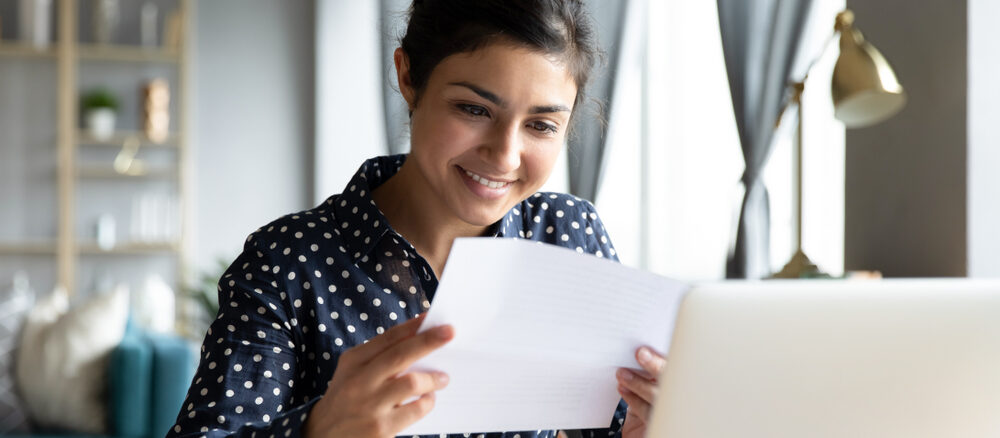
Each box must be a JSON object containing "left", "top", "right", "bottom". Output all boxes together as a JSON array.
[{"left": 464, "top": 169, "right": 510, "bottom": 189}]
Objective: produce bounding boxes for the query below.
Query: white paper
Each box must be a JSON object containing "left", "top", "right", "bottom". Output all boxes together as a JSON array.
[{"left": 401, "top": 238, "right": 689, "bottom": 435}]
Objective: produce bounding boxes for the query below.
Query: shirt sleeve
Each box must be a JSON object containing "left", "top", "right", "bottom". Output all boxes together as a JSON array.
[
  {"left": 575, "top": 200, "right": 626, "bottom": 438},
  {"left": 166, "top": 230, "right": 319, "bottom": 438}
]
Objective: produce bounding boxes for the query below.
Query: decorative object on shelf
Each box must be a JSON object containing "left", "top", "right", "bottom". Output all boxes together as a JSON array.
[
  {"left": 143, "top": 79, "right": 170, "bottom": 143},
  {"left": 92, "top": 0, "right": 119, "bottom": 45},
  {"left": 772, "top": 9, "right": 905, "bottom": 279},
  {"left": 140, "top": 2, "right": 158, "bottom": 48},
  {"left": 129, "top": 193, "right": 179, "bottom": 243},
  {"left": 112, "top": 135, "right": 147, "bottom": 175},
  {"left": 81, "top": 88, "right": 119, "bottom": 141},
  {"left": 132, "top": 274, "right": 176, "bottom": 334},
  {"left": 96, "top": 214, "right": 116, "bottom": 250},
  {"left": 18, "top": 0, "right": 52, "bottom": 49}
]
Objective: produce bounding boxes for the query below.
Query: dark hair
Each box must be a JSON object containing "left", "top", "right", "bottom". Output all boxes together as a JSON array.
[{"left": 400, "top": 0, "right": 600, "bottom": 118}]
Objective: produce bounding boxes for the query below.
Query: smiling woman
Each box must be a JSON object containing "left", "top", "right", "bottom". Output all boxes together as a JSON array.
[{"left": 167, "top": 2, "right": 664, "bottom": 438}]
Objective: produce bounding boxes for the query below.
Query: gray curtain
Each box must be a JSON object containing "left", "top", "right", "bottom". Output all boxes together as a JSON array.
[
  {"left": 718, "top": 0, "right": 814, "bottom": 278},
  {"left": 567, "top": 0, "right": 631, "bottom": 202},
  {"left": 380, "top": 0, "right": 412, "bottom": 155}
]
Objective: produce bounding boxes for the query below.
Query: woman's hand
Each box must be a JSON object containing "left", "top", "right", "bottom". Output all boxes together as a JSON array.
[
  {"left": 303, "top": 314, "right": 454, "bottom": 438},
  {"left": 616, "top": 346, "right": 667, "bottom": 438}
]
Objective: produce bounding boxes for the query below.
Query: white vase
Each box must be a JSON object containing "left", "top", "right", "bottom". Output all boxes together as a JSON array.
[
  {"left": 19, "top": 0, "right": 53, "bottom": 48},
  {"left": 93, "top": 0, "right": 119, "bottom": 45},
  {"left": 86, "top": 108, "right": 116, "bottom": 141}
]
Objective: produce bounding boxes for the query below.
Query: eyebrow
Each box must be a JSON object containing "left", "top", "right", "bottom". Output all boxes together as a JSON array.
[{"left": 448, "top": 81, "right": 571, "bottom": 114}]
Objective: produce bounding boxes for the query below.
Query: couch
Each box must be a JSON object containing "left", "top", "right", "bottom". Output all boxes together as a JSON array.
[{"left": 6, "top": 321, "right": 196, "bottom": 438}]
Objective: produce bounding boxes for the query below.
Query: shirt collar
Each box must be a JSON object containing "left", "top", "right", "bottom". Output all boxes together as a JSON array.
[{"left": 329, "top": 155, "right": 525, "bottom": 263}]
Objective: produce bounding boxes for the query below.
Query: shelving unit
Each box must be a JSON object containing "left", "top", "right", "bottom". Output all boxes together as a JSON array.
[{"left": 0, "top": 0, "right": 192, "bottom": 297}]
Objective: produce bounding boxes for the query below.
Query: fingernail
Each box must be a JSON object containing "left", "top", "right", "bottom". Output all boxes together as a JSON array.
[
  {"left": 638, "top": 348, "right": 652, "bottom": 363},
  {"left": 436, "top": 373, "right": 449, "bottom": 386}
]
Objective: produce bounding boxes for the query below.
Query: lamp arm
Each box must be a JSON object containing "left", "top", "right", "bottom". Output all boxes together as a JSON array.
[{"left": 774, "top": 30, "right": 839, "bottom": 129}]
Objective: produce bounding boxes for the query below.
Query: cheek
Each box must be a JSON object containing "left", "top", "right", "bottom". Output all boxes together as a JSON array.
[
  {"left": 523, "top": 143, "right": 563, "bottom": 186},
  {"left": 411, "top": 109, "right": 484, "bottom": 160}
]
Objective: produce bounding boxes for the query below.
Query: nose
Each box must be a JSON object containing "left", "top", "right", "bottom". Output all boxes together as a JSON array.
[{"left": 480, "top": 123, "right": 521, "bottom": 174}]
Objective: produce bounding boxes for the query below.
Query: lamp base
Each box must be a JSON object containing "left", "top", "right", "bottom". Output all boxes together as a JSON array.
[{"left": 771, "top": 249, "right": 829, "bottom": 279}]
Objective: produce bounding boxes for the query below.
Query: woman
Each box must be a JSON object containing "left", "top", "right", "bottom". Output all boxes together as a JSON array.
[{"left": 169, "top": 1, "right": 666, "bottom": 437}]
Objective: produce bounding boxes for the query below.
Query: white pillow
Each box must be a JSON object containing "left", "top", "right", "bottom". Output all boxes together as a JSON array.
[{"left": 15, "top": 285, "right": 129, "bottom": 434}]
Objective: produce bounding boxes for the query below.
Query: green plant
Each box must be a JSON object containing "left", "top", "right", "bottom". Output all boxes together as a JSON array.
[
  {"left": 81, "top": 88, "right": 120, "bottom": 112},
  {"left": 182, "top": 258, "right": 229, "bottom": 327}
]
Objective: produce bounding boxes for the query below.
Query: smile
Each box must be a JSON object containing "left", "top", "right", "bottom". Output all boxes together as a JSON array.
[{"left": 464, "top": 169, "right": 513, "bottom": 189}]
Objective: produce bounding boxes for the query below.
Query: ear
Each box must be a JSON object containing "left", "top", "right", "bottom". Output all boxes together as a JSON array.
[{"left": 394, "top": 48, "right": 417, "bottom": 109}]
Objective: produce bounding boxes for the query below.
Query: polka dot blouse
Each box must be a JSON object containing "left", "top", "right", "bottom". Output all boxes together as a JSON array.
[{"left": 168, "top": 155, "right": 627, "bottom": 438}]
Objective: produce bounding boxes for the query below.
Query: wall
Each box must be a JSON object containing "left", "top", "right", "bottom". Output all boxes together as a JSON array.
[
  {"left": 967, "top": 0, "right": 1000, "bottom": 278},
  {"left": 844, "top": 0, "right": 967, "bottom": 277},
  {"left": 192, "top": 0, "right": 315, "bottom": 272}
]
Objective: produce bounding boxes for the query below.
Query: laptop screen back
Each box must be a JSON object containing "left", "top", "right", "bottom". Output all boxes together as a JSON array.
[{"left": 647, "top": 279, "right": 1000, "bottom": 438}]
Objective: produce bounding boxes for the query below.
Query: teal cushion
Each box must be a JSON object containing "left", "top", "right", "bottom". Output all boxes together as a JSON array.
[
  {"left": 146, "top": 333, "right": 195, "bottom": 438},
  {"left": 107, "top": 320, "right": 153, "bottom": 438}
]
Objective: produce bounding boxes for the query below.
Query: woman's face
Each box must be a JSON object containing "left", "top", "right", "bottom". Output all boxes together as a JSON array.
[{"left": 396, "top": 42, "right": 578, "bottom": 227}]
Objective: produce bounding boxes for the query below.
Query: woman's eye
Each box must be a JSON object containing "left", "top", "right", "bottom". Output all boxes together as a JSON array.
[
  {"left": 529, "top": 121, "right": 558, "bottom": 134},
  {"left": 458, "top": 104, "right": 489, "bottom": 118}
]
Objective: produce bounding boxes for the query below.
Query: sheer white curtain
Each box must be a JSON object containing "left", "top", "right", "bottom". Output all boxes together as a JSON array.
[{"left": 599, "top": 0, "right": 845, "bottom": 279}]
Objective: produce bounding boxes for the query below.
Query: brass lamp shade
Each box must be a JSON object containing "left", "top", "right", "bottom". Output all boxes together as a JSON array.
[{"left": 831, "top": 10, "right": 906, "bottom": 128}]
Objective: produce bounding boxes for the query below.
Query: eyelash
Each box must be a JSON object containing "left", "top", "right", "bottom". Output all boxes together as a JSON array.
[{"left": 455, "top": 104, "right": 559, "bottom": 135}]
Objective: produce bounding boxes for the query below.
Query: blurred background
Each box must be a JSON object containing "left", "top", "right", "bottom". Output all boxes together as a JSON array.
[{"left": 0, "top": 0, "right": 997, "bottom": 436}]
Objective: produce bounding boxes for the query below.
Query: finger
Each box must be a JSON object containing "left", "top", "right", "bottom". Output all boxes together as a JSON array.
[
  {"left": 363, "top": 324, "right": 454, "bottom": 380},
  {"left": 617, "top": 368, "right": 658, "bottom": 404},
  {"left": 618, "top": 385, "right": 651, "bottom": 425},
  {"left": 388, "top": 391, "right": 437, "bottom": 433},
  {"left": 340, "top": 314, "right": 426, "bottom": 367},
  {"left": 379, "top": 371, "right": 450, "bottom": 407},
  {"left": 636, "top": 346, "right": 667, "bottom": 378}
]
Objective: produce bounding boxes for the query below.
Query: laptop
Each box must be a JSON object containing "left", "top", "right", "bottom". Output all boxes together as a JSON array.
[{"left": 646, "top": 279, "right": 1000, "bottom": 438}]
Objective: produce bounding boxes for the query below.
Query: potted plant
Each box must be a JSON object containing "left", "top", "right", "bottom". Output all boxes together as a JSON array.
[{"left": 81, "top": 88, "right": 119, "bottom": 141}]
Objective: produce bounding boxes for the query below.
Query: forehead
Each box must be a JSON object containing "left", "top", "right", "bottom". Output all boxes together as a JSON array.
[{"left": 427, "top": 43, "right": 578, "bottom": 110}]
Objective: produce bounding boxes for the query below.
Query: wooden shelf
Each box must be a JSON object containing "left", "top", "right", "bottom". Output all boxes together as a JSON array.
[
  {"left": 78, "top": 131, "right": 179, "bottom": 147},
  {"left": 77, "top": 166, "right": 177, "bottom": 179},
  {"left": 77, "top": 44, "right": 179, "bottom": 63},
  {"left": 78, "top": 241, "right": 180, "bottom": 255},
  {"left": 0, "top": 42, "right": 58, "bottom": 59},
  {"left": 0, "top": 240, "right": 58, "bottom": 255}
]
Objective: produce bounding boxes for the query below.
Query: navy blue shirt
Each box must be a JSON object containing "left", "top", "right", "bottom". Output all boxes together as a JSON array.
[{"left": 168, "top": 155, "right": 627, "bottom": 438}]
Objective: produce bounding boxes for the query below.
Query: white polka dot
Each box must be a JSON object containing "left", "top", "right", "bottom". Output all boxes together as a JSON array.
[
  {"left": 344, "top": 298, "right": 352, "bottom": 306},
  {"left": 561, "top": 234, "right": 569, "bottom": 242},
  {"left": 256, "top": 397, "right": 264, "bottom": 405},
  {"left": 234, "top": 364, "right": 243, "bottom": 372},
  {"left": 330, "top": 311, "right": 339, "bottom": 319},
  {"left": 217, "top": 415, "right": 225, "bottom": 424},
  {"left": 357, "top": 284, "right": 365, "bottom": 292},
  {"left": 372, "top": 298, "right": 381, "bottom": 306},
  {"left": 389, "top": 312, "right": 398, "bottom": 320},
  {"left": 335, "top": 338, "right": 343, "bottom": 346},
  {"left": 235, "top": 406, "right": 243, "bottom": 414},
  {"left": 244, "top": 381, "right": 253, "bottom": 389}
]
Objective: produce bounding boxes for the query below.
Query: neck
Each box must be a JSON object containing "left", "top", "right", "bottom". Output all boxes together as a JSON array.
[{"left": 372, "top": 161, "right": 490, "bottom": 277}]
